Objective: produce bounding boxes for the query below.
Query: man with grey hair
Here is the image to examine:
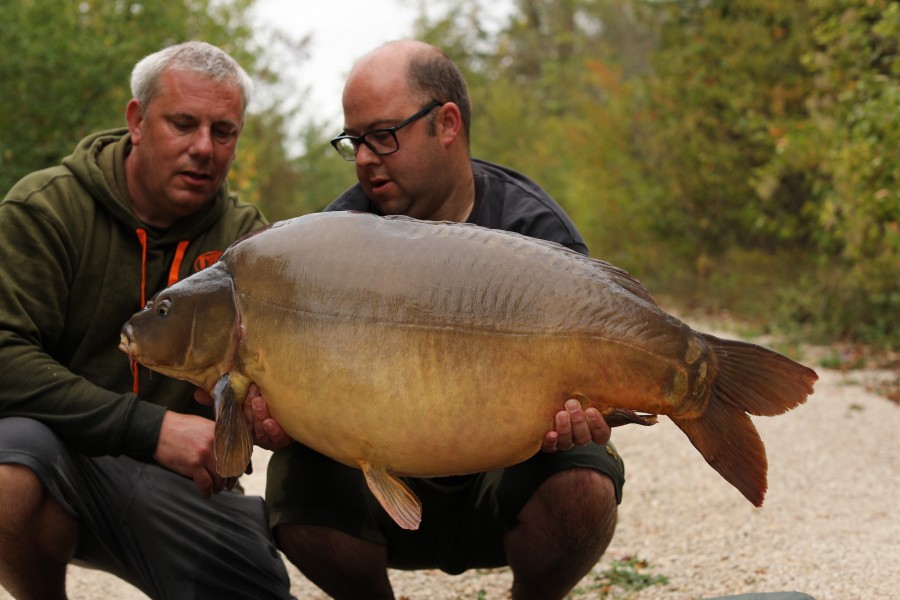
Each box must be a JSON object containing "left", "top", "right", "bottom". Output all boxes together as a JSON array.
[{"left": 0, "top": 41, "right": 292, "bottom": 599}]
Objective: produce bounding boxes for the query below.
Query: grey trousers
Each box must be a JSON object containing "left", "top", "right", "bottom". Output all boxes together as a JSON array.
[{"left": 0, "top": 417, "right": 292, "bottom": 600}]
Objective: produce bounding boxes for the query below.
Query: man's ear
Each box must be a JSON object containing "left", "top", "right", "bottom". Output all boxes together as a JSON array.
[
  {"left": 437, "top": 102, "right": 463, "bottom": 147},
  {"left": 125, "top": 99, "right": 144, "bottom": 145}
]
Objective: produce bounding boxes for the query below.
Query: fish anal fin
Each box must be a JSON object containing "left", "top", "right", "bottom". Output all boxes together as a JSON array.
[
  {"left": 671, "top": 398, "right": 767, "bottom": 507},
  {"left": 212, "top": 372, "right": 254, "bottom": 478},
  {"left": 358, "top": 460, "right": 422, "bottom": 530}
]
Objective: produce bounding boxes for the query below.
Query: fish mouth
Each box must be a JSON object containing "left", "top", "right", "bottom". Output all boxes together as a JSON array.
[
  {"left": 119, "top": 329, "right": 164, "bottom": 370},
  {"left": 118, "top": 332, "right": 136, "bottom": 358},
  {"left": 118, "top": 331, "right": 142, "bottom": 376},
  {"left": 118, "top": 325, "right": 144, "bottom": 363}
]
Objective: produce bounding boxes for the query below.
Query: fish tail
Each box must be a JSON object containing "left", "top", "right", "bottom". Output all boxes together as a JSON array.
[
  {"left": 671, "top": 334, "right": 818, "bottom": 506},
  {"left": 701, "top": 333, "right": 818, "bottom": 417},
  {"left": 671, "top": 400, "right": 767, "bottom": 506}
]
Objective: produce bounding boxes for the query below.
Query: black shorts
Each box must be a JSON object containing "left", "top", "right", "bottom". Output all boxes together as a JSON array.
[
  {"left": 266, "top": 440, "right": 625, "bottom": 575},
  {"left": 0, "top": 417, "right": 292, "bottom": 600}
]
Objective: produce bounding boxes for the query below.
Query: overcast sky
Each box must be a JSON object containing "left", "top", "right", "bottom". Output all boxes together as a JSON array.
[
  {"left": 251, "top": 0, "right": 420, "bottom": 125},
  {"left": 251, "top": 0, "right": 512, "bottom": 129}
]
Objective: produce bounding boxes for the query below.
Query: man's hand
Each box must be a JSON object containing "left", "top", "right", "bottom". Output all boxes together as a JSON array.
[
  {"left": 542, "top": 399, "right": 610, "bottom": 452},
  {"left": 153, "top": 411, "right": 238, "bottom": 498},
  {"left": 241, "top": 384, "right": 294, "bottom": 451},
  {"left": 194, "top": 385, "right": 294, "bottom": 451}
]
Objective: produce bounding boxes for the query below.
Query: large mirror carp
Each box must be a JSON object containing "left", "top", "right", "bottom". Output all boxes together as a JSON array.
[{"left": 120, "top": 211, "right": 817, "bottom": 530}]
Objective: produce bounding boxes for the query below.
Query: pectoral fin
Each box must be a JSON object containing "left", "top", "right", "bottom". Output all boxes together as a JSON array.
[
  {"left": 212, "top": 372, "right": 254, "bottom": 478},
  {"left": 358, "top": 459, "right": 422, "bottom": 530}
]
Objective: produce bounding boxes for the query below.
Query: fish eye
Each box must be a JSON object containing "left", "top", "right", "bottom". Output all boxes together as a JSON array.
[{"left": 156, "top": 299, "right": 172, "bottom": 317}]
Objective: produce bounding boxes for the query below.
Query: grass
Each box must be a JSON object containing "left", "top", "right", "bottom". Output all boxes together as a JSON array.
[{"left": 568, "top": 555, "right": 669, "bottom": 599}]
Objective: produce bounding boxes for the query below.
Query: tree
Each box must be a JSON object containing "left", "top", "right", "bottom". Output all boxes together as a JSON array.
[
  {"left": 778, "top": 0, "right": 900, "bottom": 342},
  {"left": 638, "top": 0, "right": 818, "bottom": 256},
  {"left": 241, "top": 116, "right": 357, "bottom": 221}
]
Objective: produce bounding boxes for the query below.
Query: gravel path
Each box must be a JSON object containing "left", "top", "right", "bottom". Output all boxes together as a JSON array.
[{"left": 2, "top": 345, "right": 896, "bottom": 599}]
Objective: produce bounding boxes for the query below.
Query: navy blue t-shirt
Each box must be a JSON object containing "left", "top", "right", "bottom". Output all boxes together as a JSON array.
[{"left": 324, "top": 158, "right": 588, "bottom": 255}]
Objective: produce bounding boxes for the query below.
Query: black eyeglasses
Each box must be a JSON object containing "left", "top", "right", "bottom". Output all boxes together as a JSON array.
[{"left": 330, "top": 101, "right": 445, "bottom": 161}]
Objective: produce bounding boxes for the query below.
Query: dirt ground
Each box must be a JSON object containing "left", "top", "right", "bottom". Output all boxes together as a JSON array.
[{"left": 1, "top": 342, "right": 896, "bottom": 599}]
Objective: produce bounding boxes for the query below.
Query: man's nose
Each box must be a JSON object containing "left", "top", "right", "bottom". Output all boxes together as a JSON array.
[
  {"left": 354, "top": 142, "right": 381, "bottom": 167},
  {"left": 190, "top": 128, "right": 213, "bottom": 158}
]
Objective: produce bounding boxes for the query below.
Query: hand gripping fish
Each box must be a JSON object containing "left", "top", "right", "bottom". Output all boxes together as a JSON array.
[{"left": 120, "top": 211, "right": 817, "bottom": 530}]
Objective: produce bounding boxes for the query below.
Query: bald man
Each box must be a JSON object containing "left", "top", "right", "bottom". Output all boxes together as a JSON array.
[{"left": 264, "top": 40, "right": 626, "bottom": 600}]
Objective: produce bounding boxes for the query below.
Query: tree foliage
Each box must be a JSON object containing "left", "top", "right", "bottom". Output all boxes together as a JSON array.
[
  {"left": 786, "top": 0, "right": 900, "bottom": 341},
  {"left": 641, "top": 1, "right": 818, "bottom": 253}
]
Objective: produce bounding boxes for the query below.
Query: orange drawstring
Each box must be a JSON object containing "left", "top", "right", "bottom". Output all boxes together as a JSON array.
[
  {"left": 133, "top": 228, "right": 148, "bottom": 394},
  {"left": 168, "top": 240, "right": 190, "bottom": 286},
  {"left": 130, "top": 231, "right": 190, "bottom": 394}
]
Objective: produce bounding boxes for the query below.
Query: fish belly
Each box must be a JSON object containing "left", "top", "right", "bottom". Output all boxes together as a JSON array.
[{"left": 239, "top": 314, "right": 687, "bottom": 477}]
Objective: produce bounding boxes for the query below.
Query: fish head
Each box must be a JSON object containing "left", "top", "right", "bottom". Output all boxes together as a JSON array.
[{"left": 119, "top": 262, "right": 239, "bottom": 388}]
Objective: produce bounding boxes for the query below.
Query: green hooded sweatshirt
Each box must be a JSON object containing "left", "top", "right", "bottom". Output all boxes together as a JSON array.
[{"left": 0, "top": 129, "right": 266, "bottom": 460}]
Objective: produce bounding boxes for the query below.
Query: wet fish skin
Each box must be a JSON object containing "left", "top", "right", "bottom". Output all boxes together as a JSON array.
[{"left": 119, "top": 211, "right": 817, "bottom": 529}]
